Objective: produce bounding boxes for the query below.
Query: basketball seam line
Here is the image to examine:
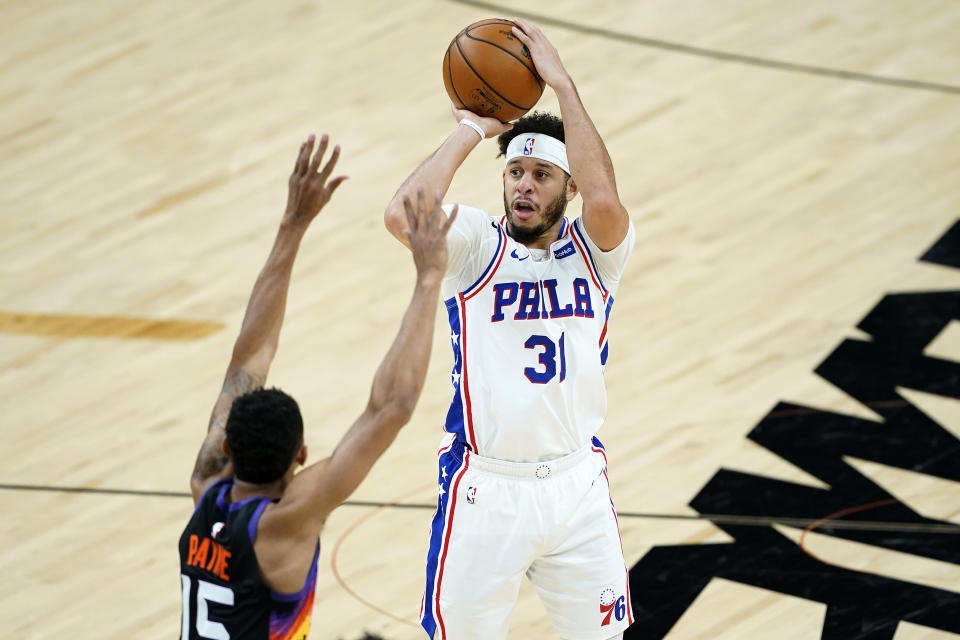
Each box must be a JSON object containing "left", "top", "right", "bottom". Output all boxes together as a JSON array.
[
  {"left": 463, "top": 29, "right": 543, "bottom": 90},
  {"left": 454, "top": 37, "right": 533, "bottom": 111},
  {"left": 446, "top": 45, "right": 468, "bottom": 109}
]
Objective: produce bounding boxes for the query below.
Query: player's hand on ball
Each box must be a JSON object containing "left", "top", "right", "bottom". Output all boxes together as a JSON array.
[
  {"left": 284, "top": 133, "right": 349, "bottom": 225},
  {"left": 510, "top": 18, "right": 570, "bottom": 89},
  {"left": 450, "top": 103, "right": 514, "bottom": 137},
  {"left": 403, "top": 186, "right": 456, "bottom": 283}
]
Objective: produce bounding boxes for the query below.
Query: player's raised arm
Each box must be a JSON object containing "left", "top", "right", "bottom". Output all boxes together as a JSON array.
[
  {"left": 278, "top": 188, "right": 457, "bottom": 527},
  {"left": 511, "top": 18, "right": 630, "bottom": 251},
  {"left": 383, "top": 106, "right": 511, "bottom": 248},
  {"left": 190, "top": 134, "right": 347, "bottom": 503}
]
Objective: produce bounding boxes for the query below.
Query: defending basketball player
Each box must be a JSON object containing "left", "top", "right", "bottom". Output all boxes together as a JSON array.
[
  {"left": 384, "top": 18, "right": 635, "bottom": 640},
  {"left": 181, "top": 134, "right": 456, "bottom": 640}
]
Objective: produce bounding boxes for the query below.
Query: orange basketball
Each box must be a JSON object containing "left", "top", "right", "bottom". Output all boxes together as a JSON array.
[{"left": 443, "top": 19, "right": 544, "bottom": 123}]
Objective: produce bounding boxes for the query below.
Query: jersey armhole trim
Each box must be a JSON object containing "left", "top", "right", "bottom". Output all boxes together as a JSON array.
[
  {"left": 196, "top": 478, "right": 230, "bottom": 515},
  {"left": 270, "top": 543, "right": 321, "bottom": 602},
  {"left": 461, "top": 225, "right": 506, "bottom": 298},
  {"left": 571, "top": 219, "right": 608, "bottom": 294},
  {"left": 246, "top": 499, "right": 272, "bottom": 544}
]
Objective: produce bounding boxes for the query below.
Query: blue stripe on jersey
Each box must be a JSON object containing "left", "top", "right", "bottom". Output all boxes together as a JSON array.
[
  {"left": 461, "top": 225, "right": 505, "bottom": 297},
  {"left": 601, "top": 295, "right": 614, "bottom": 365},
  {"left": 421, "top": 443, "right": 467, "bottom": 638},
  {"left": 443, "top": 297, "right": 466, "bottom": 441},
  {"left": 572, "top": 219, "right": 607, "bottom": 293}
]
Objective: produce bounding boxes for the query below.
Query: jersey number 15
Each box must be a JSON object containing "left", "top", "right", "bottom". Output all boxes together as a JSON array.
[{"left": 181, "top": 574, "right": 234, "bottom": 639}]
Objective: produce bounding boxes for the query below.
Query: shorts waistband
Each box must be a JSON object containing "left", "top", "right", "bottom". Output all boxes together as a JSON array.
[{"left": 465, "top": 442, "right": 595, "bottom": 479}]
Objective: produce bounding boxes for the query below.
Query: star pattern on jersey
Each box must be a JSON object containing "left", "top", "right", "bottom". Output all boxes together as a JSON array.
[
  {"left": 450, "top": 332, "right": 459, "bottom": 343},
  {"left": 438, "top": 483, "right": 446, "bottom": 496},
  {"left": 441, "top": 465, "right": 448, "bottom": 479},
  {"left": 451, "top": 372, "right": 461, "bottom": 385}
]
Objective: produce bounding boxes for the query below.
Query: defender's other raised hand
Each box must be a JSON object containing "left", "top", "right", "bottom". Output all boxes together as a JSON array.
[
  {"left": 403, "top": 187, "right": 457, "bottom": 283},
  {"left": 285, "top": 133, "right": 349, "bottom": 226},
  {"left": 510, "top": 18, "right": 571, "bottom": 89}
]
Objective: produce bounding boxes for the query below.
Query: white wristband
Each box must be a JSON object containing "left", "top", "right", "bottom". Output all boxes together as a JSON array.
[{"left": 459, "top": 118, "right": 485, "bottom": 140}]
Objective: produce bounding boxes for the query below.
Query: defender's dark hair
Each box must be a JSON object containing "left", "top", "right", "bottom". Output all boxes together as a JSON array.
[
  {"left": 225, "top": 388, "right": 303, "bottom": 484},
  {"left": 496, "top": 111, "right": 565, "bottom": 158}
]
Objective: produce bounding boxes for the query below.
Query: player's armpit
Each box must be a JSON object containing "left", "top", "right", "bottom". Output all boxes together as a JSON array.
[
  {"left": 580, "top": 200, "right": 631, "bottom": 252},
  {"left": 189, "top": 368, "right": 263, "bottom": 502},
  {"left": 271, "top": 406, "right": 408, "bottom": 530}
]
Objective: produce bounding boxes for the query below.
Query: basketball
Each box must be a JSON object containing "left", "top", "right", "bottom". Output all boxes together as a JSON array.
[{"left": 443, "top": 18, "right": 544, "bottom": 123}]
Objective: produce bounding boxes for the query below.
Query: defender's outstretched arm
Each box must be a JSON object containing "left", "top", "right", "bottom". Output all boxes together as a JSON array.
[
  {"left": 278, "top": 188, "right": 456, "bottom": 528},
  {"left": 190, "top": 135, "right": 347, "bottom": 503}
]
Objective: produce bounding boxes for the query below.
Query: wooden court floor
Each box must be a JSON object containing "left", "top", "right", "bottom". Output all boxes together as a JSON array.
[{"left": 1, "top": 1, "right": 958, "bottom": 638}]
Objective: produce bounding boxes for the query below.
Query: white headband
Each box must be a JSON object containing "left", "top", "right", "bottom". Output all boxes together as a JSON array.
[{"left": 505, "top": 133, "right": 569, "bottom": 174}]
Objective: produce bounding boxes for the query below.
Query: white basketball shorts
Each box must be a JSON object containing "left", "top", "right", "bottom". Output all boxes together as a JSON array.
[{"left": 420, "top": 435, "right": 634, "bottom": 639}]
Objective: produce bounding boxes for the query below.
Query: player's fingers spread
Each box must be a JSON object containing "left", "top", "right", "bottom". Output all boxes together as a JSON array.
[
  {"left": 327, "top": 175, "right": 349, "bottom": 195},
  {"left": 402, "top": 194, "right": 417, "bottom": 232},
  {"left": 415, "top": 185, "right": 427, "bottom": 224},
  {"left": 310, "top": 134, "right": 330, "bottom": 174},
  {"left": 511, "top": 25, "right": 531, "bottom": 43},
  {"left": 293, "top": 140, "right": 306, "bottom": 174},
  {"left": 430, "top": 188, "right": 446, "bottom": 225},
  {"left": 319, "top": 144, "right": 340, "bottom": 180},
  {"left": 442, "top": 204, "right": 459, "bottom": 234},
  {"left": 295, "top": 135, "right": 313, "bottom": 176}
]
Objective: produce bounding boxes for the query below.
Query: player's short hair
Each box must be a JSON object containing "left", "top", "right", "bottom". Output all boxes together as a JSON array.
[
  {"left": 225, "top": 388, "right": 303, "bottom": 484},
  {"left": 496, "top": 111, "right": 565, "bottom": 158}
]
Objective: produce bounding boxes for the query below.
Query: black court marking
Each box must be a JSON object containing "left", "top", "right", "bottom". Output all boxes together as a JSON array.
[
  {"left": 626, "top": 222, "right": 960, "bottom": 639},
  {"left": 2, "top": 482, "right": 957, "bottom": 533},
  {"left": 448, "top": 0, "right": 960, "bottom": 96}
]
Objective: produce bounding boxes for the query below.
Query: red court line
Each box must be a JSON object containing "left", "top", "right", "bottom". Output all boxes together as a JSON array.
[{"left": 330, "top": 483, "right": 435, "bottom": 629}]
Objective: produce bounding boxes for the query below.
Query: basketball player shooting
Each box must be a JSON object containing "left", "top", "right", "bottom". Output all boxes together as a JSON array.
[
  {"left": 384, "top": 18, "right": 635, "bottom": 640},
  {"left": 181, "top": 134, "right": 456, "bottom": 640}
]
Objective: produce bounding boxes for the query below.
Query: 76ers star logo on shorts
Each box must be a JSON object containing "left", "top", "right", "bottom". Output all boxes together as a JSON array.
[{"left": 600, "top": 588, "right": 627, "bottom": 626}]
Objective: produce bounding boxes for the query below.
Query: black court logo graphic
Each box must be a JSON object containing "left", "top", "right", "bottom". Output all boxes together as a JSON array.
[{"left": 626, "top": 219, "right": 960, "bottom": 639}]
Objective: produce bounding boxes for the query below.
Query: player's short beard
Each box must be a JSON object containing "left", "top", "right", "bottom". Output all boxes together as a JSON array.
[{"left": 503, "top": 188, "right": 569, "bottom": 245}]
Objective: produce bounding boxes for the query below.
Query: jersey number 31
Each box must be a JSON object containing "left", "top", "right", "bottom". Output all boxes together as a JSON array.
[{"left": 525, "top": 332, "right": 566, "bottom": 384}]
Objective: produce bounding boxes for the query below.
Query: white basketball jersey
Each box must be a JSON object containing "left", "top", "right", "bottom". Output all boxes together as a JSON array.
[{"left": 440, "top": 205, "right": 635, "bottom": 462}]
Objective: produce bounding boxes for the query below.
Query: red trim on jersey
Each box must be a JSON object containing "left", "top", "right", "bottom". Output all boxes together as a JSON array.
[
  {"left": 462, "top": 232, "right": 507, "bottom": 302},
  {"left": 456, "top": 236, "right": 507, "bottom": 454},
  {"left": 569, "top": 227, "right": 605, "bottom": 294},
  {"left": 434, "top": 452, "right": 471, "bottom": 640},
  {"left": 457, "top": 295, "right": 479, "bottom": 453},
  {"left": 601, "top": 467, "right": 635, "bottom": 626},
  {"left": 571, "top": 227, "right": 610, "bottom": 350},
  {"left": 591, "top": 444, "right": 608, "bottom": 467}
]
